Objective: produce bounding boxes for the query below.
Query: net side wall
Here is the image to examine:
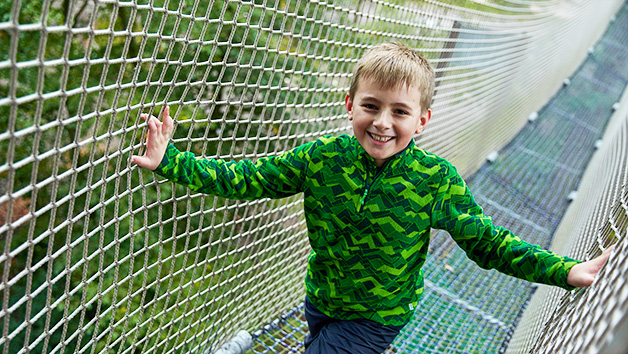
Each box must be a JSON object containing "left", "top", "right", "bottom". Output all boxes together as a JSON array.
[{"left": 507, "top": 58, "right": 628, "bottom": 354}]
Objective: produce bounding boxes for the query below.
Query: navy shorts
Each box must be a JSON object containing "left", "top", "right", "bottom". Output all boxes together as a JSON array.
[{"left": 303, "top": 296, "right": 405, "bottom": 354}]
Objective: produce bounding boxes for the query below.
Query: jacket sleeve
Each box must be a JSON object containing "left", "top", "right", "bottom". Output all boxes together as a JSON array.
[
  {"left": 151, "top": 141, "right": 315, "bottom": 200},
  {"left": 430, "top": 163, "right": 580, "bottom": 290}
]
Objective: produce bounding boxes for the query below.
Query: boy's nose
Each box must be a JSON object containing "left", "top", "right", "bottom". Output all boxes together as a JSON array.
[{"left": 373, "top": 111, "right": 393, "bottom": 129}]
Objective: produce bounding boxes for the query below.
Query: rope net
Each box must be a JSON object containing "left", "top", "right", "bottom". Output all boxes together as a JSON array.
[
  {"left": 0, "top": 0, "right": 624, "bottom": 353},
  {"left": 507, "top": 12, "right": 628, "bottom": 352}
]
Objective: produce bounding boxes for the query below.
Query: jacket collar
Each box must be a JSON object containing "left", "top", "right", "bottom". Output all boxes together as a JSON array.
[{"left": 352, "top": 135, "right": 416, "bottom": 168}]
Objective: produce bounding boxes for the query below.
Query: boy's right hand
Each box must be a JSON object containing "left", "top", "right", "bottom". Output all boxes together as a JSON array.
[{"left": 131, "top": 106, "right": 174, "bottom": 170}]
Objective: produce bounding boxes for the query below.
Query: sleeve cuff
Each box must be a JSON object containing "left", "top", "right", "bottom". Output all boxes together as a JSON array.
[
  {"left": 559, "top": 257, "right": 582, "bottom": 291},
  {"left": 152, "top": 143, "right": 181, "bottom": 177}
]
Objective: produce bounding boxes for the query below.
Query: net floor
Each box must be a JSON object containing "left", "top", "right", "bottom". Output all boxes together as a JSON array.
[{"left": 248, "top": 4, "right": 628, "bottom": 353}]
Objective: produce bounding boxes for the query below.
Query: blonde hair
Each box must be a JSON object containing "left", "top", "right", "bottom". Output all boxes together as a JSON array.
[{"left": 348, "top": 42, "right": 435, "bottom": 113}]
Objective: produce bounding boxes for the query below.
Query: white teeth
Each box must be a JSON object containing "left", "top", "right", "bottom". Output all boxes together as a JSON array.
[{"left": 370, "top": 133, "right": 393, "bottom": 142}]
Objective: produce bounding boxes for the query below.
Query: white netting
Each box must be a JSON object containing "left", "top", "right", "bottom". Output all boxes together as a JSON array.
[
  {"left": 507, "top": 71, "right": 628, "bottom": 354},
  {"left": 0, "top": 0, "right": 623, "bottom": 353}
]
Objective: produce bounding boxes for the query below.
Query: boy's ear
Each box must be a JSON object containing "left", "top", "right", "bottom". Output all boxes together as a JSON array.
[
  {"left": 416, "top": 109, "right": 432, "bottom": 134},
  {"left": 345, "top": 94, "right": 353, "bottom": 121}
]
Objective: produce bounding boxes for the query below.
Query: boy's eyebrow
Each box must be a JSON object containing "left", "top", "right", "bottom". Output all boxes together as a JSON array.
[
  {"left": 392, "top": 102, "right": 413, "bottom": 111},
  {"left": 359, "top": 95, "right": 381, "bottom": 103}
]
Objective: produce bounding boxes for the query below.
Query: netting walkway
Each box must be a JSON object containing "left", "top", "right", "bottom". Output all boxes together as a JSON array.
[{"left": 250, "top": 4, "right": 628, "bottom": 353}]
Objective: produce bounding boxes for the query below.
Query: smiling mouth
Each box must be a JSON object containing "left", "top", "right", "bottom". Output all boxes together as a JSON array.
[{"left": 368, "top": 132, "right": 394, "bottom": 142}]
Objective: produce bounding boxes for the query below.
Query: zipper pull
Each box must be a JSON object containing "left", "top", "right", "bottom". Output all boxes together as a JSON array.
[{"left": 360, "top": 187, "right": 369, "bottom": 209}]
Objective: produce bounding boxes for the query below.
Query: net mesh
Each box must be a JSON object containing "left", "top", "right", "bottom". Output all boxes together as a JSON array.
[
  {"left": 507, "top": 8, "right": 628, "bottom": 352},
  {"left": 0, "top": 0, "right": 625, "bottom": 353}
]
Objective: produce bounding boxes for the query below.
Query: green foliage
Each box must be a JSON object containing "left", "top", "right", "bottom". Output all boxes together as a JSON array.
[{"left": 0, "top": 0, "right": 342, "bottom": 352}]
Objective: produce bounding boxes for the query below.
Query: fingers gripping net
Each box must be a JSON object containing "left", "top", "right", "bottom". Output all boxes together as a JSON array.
[{"left": 0, "top": 0, "right": 623, "bottom": 353}]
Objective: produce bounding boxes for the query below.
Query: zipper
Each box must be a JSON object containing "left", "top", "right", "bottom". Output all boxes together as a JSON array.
[
  {"left": 357, "top": 139, "right": 413, "bottom": 212},
  {"left": 359, "top": 160, "right": 389, "bottom": 212}
]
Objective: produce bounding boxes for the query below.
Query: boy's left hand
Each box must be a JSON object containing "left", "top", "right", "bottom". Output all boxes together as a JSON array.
[{"left": 567, "top": 245, "right": 614, "bottom": 288}]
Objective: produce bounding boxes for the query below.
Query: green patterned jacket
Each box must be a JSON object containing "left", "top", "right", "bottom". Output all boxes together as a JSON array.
[{"left": 153, "top": 134, "right": 579, "bottom": 326}]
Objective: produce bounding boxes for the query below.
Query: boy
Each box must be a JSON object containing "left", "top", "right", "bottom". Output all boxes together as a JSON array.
[{"left": 131, "top": 42, "right": 611, "bottom": 354}]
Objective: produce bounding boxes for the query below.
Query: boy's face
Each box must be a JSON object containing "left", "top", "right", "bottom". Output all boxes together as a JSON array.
[{"left": 346, "top": 78, "right": 431, "bottom": 167}]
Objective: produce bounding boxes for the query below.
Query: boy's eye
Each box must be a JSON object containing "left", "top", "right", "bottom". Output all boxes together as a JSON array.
[
  {"left": 395, "top": 109, "right": 408, "bottom": 115},
  {"left": 362, "top": 104, "right": 377, "bottom": 110}
]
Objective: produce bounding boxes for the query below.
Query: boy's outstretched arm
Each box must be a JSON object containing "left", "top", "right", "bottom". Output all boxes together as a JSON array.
[
  {"left": 567, "top": 245, "right": 614, "bottom": 288},
  {"left": 131, "top": 106, "right": 174, "bottom": 170}
]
